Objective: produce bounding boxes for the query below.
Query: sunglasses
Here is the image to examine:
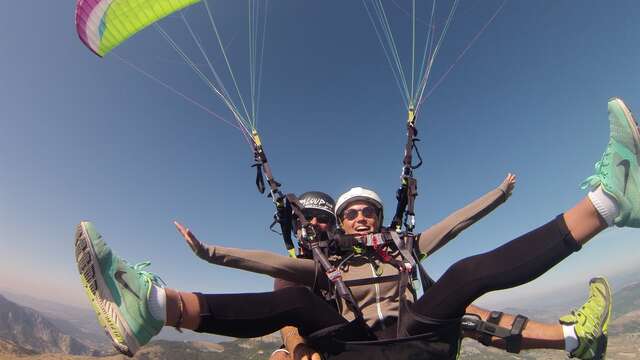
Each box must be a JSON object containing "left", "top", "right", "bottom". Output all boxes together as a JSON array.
[
  {"left": 342, "top": 206, "right": 377, "bottom": 221},
  {"left": 303, "top": 211, "right": 334, "bottom": 225}
]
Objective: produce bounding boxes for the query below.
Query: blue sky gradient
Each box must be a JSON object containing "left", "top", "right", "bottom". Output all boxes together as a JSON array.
[{"left": 1, "top": 1, "right": 640, "bottom": 308}]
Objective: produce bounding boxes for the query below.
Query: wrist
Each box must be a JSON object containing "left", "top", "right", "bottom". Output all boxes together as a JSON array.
[{"left": 282, "top": 330, "right": 302, "bottom": 349}]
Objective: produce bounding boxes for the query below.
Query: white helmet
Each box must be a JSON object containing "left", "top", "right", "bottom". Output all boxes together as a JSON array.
[{"left": 335, "top": 187, "right": 384, "bottom": 225}]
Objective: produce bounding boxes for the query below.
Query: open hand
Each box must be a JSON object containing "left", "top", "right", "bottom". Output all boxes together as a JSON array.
[
  {"left": 174, "top": 221, "right": 207, "bottom": 258},
  {"left": 499, "top": 173, "right": 517, "bottom": 198}
]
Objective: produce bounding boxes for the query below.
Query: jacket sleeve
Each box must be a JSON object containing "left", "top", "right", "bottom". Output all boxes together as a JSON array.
[
  {"left": 416, "top": 187, "right": 508, "bottom": 256},
  {"left": 193, "top": 244, "right": 319, "bottom": 287}
]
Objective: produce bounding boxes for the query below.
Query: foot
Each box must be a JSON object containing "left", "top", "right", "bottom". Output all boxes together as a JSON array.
[
  {"left": 582, "top": 97, "right": 640, "bottom": 227},
  {"left": 74, "top": 221, "right": 164, "bottom": 356},
  {"left": 559, "top": 277, "right": 612, "bottom": 360}
]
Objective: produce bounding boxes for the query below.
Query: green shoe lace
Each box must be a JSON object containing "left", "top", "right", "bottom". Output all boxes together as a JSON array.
[
  {"left": 580, "top": 148, "right": 612, "bottom": 191},
  {"left": 127, "top": 261, "right": 166, "bottom": 296}
]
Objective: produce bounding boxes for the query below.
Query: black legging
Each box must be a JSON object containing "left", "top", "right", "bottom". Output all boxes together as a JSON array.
[{"left": 195, "top": 215, "right": 580, "bottom": 338}]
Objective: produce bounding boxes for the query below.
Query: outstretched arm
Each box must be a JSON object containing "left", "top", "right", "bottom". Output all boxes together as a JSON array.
[
  {"left": 417, "top": 173, "right": 516, "bottom": 256},
  {"left": 174, "top": 221, "right": 321, "bottom": 288}
]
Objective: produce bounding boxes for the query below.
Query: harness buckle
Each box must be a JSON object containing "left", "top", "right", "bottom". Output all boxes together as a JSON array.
[{"left": 326, "top": 269, "right": 343, "bottom": 283}]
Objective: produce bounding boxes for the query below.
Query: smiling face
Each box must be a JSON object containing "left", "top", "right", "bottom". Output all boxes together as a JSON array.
[{"left": 340, "top": 200, "right": 380, "bottom": 236}]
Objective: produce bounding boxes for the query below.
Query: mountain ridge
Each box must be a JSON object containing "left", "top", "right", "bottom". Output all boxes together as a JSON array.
[{"left": 0, "top": 294, "right": 100, "bottom": 356}]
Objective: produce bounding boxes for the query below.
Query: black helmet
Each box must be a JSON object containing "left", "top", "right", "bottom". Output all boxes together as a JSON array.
[{"left": 297, "top": 191, "right": 336, "bottom": 225}]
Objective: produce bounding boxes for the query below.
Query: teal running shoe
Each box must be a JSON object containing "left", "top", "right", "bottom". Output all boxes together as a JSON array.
[
  {"left": 581, "top": 97, "right": 640, "bottom": 227},
  {"left": 74, "top": 221, "right": 164, "bottom": 356},
  {"left": 559, "top": 277, "right": 612, "bottom": 360}
]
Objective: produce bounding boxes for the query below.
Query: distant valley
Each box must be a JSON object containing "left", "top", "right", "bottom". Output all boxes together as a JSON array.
[{"left": 1, "top": 273, "right": 639, "bottom": 359}]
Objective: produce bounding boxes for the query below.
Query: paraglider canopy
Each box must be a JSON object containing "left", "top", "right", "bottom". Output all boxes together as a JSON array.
[{"left": 76, "top": 0, "right": 201, "bottom": 57}]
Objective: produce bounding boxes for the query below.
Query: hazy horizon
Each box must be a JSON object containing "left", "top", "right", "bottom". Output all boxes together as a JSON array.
[{"left": 2, "top": 1, "right": 640, "bottom": 317}]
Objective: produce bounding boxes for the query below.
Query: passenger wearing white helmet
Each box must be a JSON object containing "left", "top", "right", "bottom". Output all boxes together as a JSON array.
[{"left": 335, "top": 187, "right": 384, "bottom": 231}]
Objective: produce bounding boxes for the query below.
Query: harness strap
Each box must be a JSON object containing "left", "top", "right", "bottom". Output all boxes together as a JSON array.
[
  {"left": 460, "top": 313, "right": 529, "bottom": 354},
  {"left": 478, "top": 311, "right": 503, "bottom": 346},
  {"left": 343, "top": 275, "right": 400, "bottom": 287},
  {"left": 506, "top": 314, "right": 528, "bottom": 353},
  {"left": 461, "top": 313, "right": 511, "bottom": 339},
  {"left": 396, "top": 269, "right": 411, "bottom": 337},
  {"left": 252, "top": 160, "right": 266, "bottom": 194},
  {"left": 389, "top": 231, "right": 416, "bottom": 272}
]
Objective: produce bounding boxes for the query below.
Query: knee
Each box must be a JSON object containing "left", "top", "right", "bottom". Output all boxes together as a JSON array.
[{"left": 446, "top": 256, "right": 479, "bottom": 281}]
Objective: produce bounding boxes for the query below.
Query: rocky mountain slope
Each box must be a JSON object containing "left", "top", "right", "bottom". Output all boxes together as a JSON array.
[{"left": 0, "top": 294, "right": 98, "bottom": 356}]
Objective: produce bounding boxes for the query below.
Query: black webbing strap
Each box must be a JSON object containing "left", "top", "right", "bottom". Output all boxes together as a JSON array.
[
  {"left": 253, "top": 145, "right": 282, "bottom": 197},
  {"left": 461, "top": 313, "right": 511, "bottom": 340},
  {"left": 343, "top": 275, "right": 400, "bottom": 287},
  {"left": 506, "top": 314, "right": 528, "bottom": 353},
  {"left": 252, "top": 151, "right": 266, "bottom": 194},
  {"left": 478, "top": 311, "right": 503, "bottom": 346}
]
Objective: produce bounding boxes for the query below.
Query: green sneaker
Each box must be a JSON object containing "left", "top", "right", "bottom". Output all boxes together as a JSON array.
[
  {"left": 74, "top": 221, "right": 164, "bottom": 356},
  {"left": 581, "top": 97, "right": 640, "bottom": 227},
  {"left": 559, "top": 277, "right": 612, "bottom": 360}
]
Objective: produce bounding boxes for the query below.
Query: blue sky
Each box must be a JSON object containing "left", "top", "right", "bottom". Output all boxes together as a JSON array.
[{"left": 1, "top": 1, "right": 640, "bottom": 309}]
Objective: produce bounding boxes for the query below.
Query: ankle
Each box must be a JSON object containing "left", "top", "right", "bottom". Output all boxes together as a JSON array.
[
  {"left": 562, "top": 324, "right": 579, "bottom": 353},
  {"left": 147, "top": 285, "right": 166, "bottom": 323},
  {"left": 587, "top": 186, "right": 619, "bottom": 226},
  {"left": 165, "top": 289, "right": 202, "bottom": 330},
  {"left": 563, "top": 197, "right": 608, "bottom": 245}
]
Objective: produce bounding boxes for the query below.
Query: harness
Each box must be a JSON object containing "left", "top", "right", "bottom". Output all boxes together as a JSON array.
[{"left": 251, "top": 116, "right": 527, "bottom": 358}]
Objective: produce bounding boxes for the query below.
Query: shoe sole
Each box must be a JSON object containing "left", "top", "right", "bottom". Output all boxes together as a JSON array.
[
  {"left": 610, "top": 97, "right": 640, "bottom": 156},
  {"left": 589, "top": 276, "right": 612, "bottom": 360},
  {"left": 74, "top": 222, "right": 140, "bottom": 356}
]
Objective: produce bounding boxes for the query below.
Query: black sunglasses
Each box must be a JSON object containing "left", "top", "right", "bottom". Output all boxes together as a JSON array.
[
  {"left": 342, "top": 206, "right": 377, "bottom": 221},
  {"left": 303, "top": 211, "right": 334, "bottom": 225}
]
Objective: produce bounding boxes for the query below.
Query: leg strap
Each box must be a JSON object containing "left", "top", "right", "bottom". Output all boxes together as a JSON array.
[
  {"left": 506, "top": 314, "right": 528, "bottom": 353},
  {"left": 461, "top": 313, "right": 528, "bottom": 353},
  {"left": 479, "top": 311, "right": 503, "bottom": 346}
]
